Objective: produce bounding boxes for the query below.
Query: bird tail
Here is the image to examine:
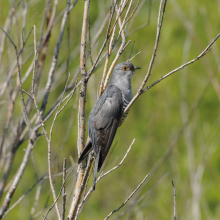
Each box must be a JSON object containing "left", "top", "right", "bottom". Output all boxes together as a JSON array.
[
  {"left": 92, "top": 149, "right": 100, "bottom": 191},
  {"left": 78, "top": 140, "right": 93, "bottom": 164}
]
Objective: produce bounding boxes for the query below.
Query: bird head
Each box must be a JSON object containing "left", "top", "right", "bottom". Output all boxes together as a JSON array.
[{"left": 112, "top": 62, "right": 141, "bottom": 80}]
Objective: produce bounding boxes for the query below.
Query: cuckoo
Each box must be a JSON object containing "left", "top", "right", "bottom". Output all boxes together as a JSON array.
[{"left": 78, "top": 61, "right": 141, "bottom": 190}]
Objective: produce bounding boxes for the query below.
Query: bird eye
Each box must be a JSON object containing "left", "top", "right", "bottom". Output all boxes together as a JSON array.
[{"left": 123, "top": 66, "right": 128, "bottom": 71}]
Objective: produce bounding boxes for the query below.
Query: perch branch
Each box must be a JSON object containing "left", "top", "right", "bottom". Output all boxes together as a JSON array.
[{"left": 67, "top": 0, "right": 90, "bottom": 219}]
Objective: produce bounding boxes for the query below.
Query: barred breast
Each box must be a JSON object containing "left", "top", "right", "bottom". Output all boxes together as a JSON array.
[{"left": 118, "top": 97, "right": 130, "bottom": 127}]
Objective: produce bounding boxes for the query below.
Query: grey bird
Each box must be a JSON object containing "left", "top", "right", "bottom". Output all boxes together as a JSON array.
[{"left": 78, "top": 61, "right": 141, "bottom": 190}]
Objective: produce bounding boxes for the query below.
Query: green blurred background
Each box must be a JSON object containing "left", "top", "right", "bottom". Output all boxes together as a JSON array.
[{"left": 0, "top": 0, "right": 220, "bottom": 219}]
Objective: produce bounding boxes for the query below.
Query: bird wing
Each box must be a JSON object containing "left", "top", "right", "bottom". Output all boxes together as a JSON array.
[{"left": 90, "top": 85, "right": 123, "bottom": 171}]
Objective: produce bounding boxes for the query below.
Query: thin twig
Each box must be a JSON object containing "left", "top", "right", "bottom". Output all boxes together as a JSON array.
[
  {"left": 45, "top": 74, "right": 71, "bottom": 219},
  {"left": 125, "top": 0, "right": 140, "bottom": 24},
  {"left": 40, "top": 0, "right": 58, "bottom": 53},
  {"left": 121, "top": 0, "right": 165, "bottom": 121},
  {"left": 103, "top": 0, "right": 134, "bottom": 90},
  {"left": 129, "top": 51, "right": 141, "bottom": 61},
  {"left": 87, "top": 0, "right": 120, "bottom": 79},
  {"left": 143, "top": 33, "right": 220, "bottom": 92},
  {"left": 88, "top": 8, "right": 93, "bottom": 66},
  {"left": 104, "top": 173, "right": 150, "bottom": 220},
  {"left": 100, "top": 138, "right": 135, "bottom": 178},
  {"left": 40, "top": 0, "right": 70, "bottom": 114},
  {"left": 38, "top": 74, "right": 71, "bottom": 220},
  {"left": 127, "top": 0, "right": 152, "bottom": 36},
  {"left": 62, "top": 159, "right": 67, "bottom": 220},
  {"left": 138, "top": 0, "right": 166, "bottom": 87},
  {"left": 32, "top": 25, "right": 62, "bottom": 220},
  {"left": 112, "top": 173, "right": 169, "bottom": 220},
  {"left": 172, "top": 181, "right": 177, "bottom": 220},
  {"left": 128, "top": 40, "right": 135, "bottom": 61},
  {"left": 0, "top": 25, "right": 32, "bottom": 129},
  {"left": 0, "top": 0, "right": 15, "bottom": 66},
  {"left": 3, "top": 166, "right": 76, "bottom": 217},
  {"left": 43, "top": 166, "right": 75, "bottom": 220},
  {"left": 99, "top": 0, "right": 124, "bottom": 96},
  {"left": 29, "top": 181, "right": 43, "bottom": 218}
]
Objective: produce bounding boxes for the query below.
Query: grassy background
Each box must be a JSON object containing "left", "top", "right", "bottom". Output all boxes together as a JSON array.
[{"left": 0, "top": 0, "right": 220, "bottom": 219}]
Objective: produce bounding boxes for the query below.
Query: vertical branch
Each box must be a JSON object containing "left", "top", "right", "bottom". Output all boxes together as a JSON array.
[
  {"left": 41, "top": 0, "right": 58, "bottom": 49},
  {"left": 40, "top": 0, "right": 70, "bottom": 114},
  {"left": 139, "top": 0, "right": 167, "bottom": 88},
  {"left": 78, "top": 0, "right": 89, "bottom": 155},
  {"left": 87, "top": 8, "right": 93, "bottom": 66},
  {"left": 67, "top": 1, "right": 90, "bottom": 219},
  {"left": 34, "top": 0, "right": 52, "bottom": 94},
  {"left": 66, "top": 7, "right": 71, "bottom": 79},
  {"left": 62, "top": 158, "right": 67, "bottom": 220},
  {"left": 172, "top": 181, "right": 177, "bottom": 220}
]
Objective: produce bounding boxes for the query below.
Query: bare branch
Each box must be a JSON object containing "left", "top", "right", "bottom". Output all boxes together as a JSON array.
[
  {"left": 103, "top": 0, "right": 134, "bottom": 91},
  {"left": 104, "top": 173, "right": 150, "bottom": 220},
  {"left": 125, "top": 0, "right": 140, "bottom": 24},
  {"left": 129, "top": 51, "right": 141, "bottom": 61},
  {"left": 29, "top": 181, "right": 43, "bottom": 218},
  {"left": 40, "top": 0, "right": 70, "bottom": 114},
  {"left": 0, "top": 25, "right": 32, "bottom": 129},
  {"left": 143, "top": 33, "right": 220, "bottom": 92},
  {"left": 130, "top": 0, "right": 166, "bottom": 91},
  {"left": 100, "top": 138, "right": 135, "bottom": 178},
  {"left": 87, "top": 0, "right": 120, "bottom": 78},
  {"left": 0, "top": 0, "right": 15, "bottom": 66},
  {"left": 62, "top": 158, "right": 67, "bottom": 220},
  {"left": 172, "top": 181, "right": 177, "bottom": 220},
  {"left": 43, "top": 166, "right": 75, "bottom": 220},
  {"left": 32, "top": 25, "right": 62, "bottom": 220},
  {"left": 4, "top": 166, "right": 76, "bottom": 217},
  {"left": 0, "top": 131, "right": 37, "bottom": 219},
  {"left": 67, "top": 0, "right": 90, "bottom": 219},
  {"left": 127, "top": 0, "right": 152, "bottom": 36}
]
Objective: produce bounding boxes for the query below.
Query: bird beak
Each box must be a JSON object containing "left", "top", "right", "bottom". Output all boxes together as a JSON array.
[{"left": 133, "top": 66, "right": 141, "bottom": 70}]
